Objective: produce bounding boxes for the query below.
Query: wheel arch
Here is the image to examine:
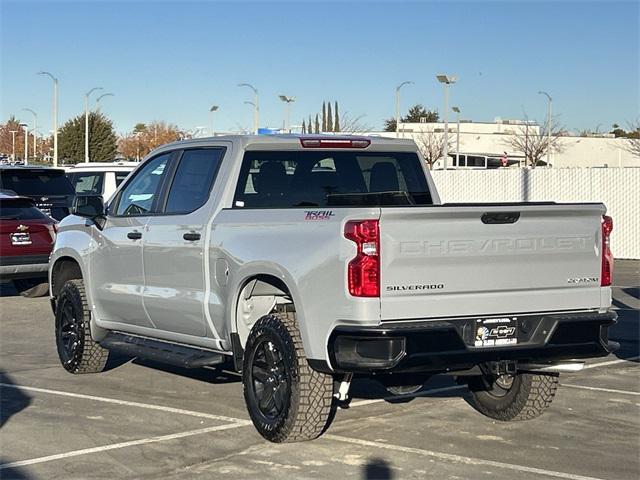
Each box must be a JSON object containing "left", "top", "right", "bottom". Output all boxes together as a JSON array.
[{"left": 50, "top": 256, "right": 84, "bottom": 297}]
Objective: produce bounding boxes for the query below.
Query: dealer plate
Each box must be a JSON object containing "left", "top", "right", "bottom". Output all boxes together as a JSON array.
[
  {"left": 474, "top": 316, "right": 518, "bottom": 347},
  {"left": 10, "top": 232, "right": 32, "bottom": 246}
]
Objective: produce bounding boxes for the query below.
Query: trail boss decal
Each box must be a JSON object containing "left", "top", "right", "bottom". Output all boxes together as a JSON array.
[{"left": 304, "top": 210, "right": 335, "bottom": 221}]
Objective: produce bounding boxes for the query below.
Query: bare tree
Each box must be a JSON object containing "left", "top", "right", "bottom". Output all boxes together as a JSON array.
[
  {"left": 414, "top": 129, "right": 452, "bottom": 169},
  {"left": 622, "top": 119, "right": 640, "bottom": 158},
  {"left": 502, "top": 115, "right": 566, "bottom": 167},
  {"left": 338, "top": 113, "right": 373, "bottom": 134}
]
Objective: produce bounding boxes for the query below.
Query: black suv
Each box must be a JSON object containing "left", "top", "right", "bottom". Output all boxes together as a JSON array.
[{"left": 0, "top": 166, "right": 75, "bottom": 220}]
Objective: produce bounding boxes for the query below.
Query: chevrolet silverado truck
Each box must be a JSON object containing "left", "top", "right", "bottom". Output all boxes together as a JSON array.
[{"left": 49, "top": 135, "right": 616, "bottom": 442}]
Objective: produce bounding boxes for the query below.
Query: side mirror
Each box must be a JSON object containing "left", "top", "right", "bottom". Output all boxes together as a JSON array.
[{"left": 72, "top": 195, "right": 105, "bottom": 219}]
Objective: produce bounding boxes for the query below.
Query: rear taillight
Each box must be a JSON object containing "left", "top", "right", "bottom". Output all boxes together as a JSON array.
[
  {"left": 344, "top": 220, "right": 380, "bottom": 297},
  {"left": 601, "top": 215, "right": 613, "bottom": 286}
]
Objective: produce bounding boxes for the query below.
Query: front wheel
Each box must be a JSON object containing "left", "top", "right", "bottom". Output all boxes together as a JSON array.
[
  {"left": 466, "top": 372, "right": 559, "bottom": 421},
  {"left": 242, "top": 312, "right": 335, "bottom": 442},
  {"left": 55, "top": 279, "right": 109, "bottom": 374}
]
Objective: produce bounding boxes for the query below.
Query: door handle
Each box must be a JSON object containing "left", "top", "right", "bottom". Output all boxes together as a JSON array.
[
  {"left": 183, "top": 232, "right": 201, "bottom": 241},
  {"left": 127, "top": 231, "right": 142, "bottom": 240}
]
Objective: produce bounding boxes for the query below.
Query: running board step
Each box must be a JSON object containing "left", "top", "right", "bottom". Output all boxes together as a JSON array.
[{"left": 100, "top": 332, "right": 225, "bottom": 369}]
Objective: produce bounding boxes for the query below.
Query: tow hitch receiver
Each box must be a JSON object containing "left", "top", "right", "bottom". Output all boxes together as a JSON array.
[{"left": 484, "top": 360, "right": 517, "bottom": 376}]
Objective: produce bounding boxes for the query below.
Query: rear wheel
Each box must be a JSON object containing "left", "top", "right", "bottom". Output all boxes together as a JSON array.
[
  {"left": 55, "top": 279, "right": 109, "bottom": 374},
  {"left": 13, "top": 278, "right": 49, "bottom": 298},
  {"left": 243, "top": 312, "right": 335, "bottom": 442},
  {"left": 466, "top": 372, "right": 558, "bottom": 421}
]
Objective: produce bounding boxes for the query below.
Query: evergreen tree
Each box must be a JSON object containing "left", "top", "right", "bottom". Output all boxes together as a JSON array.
[
  {"left": 315, "top": 114, "right": 320, "bottom": 134},
  {"left": 334, "top": 101, "right": 340, "bottom": 132},
  {"left": 302, "top": 119, "right": 306, "bottom": 134},
  {"left": 59, "top": 111, "right": 117, "bottom": 163},
  {"left": 327, "top": 102, "right": 333, "bottom": 132},
  {"left": 322, "top": 102, "right": 327, "bottom": 132},
  {"left": 309, "top": 116, "right": 313, "bottom": 134}
]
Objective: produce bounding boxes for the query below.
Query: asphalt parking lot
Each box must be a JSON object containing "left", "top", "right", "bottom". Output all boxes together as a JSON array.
[{"left": 0, "top": 261, "right": 638, "bottom": 480}]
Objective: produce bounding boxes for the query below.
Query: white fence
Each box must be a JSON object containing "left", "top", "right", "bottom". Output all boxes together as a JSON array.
[{"left": 430, "top": 168, "right": 640, "bottom": 259}]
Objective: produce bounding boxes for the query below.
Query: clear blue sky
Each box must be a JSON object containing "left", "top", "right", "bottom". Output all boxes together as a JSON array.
[{"left": 1, "top": 0, "right": 638, "bottom": 135}]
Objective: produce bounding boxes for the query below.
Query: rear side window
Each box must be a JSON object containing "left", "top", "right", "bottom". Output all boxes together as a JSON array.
[
  {"left": 164, "top": 148, "right": 225, "bottom": 214},
  {"left": 0, "top": 170, "right": 74, "bottom": 196},
  {"left": 234, "top": 151, "right": 432, "bottom": 208},
  {"left": 114, "top": 171, "right": 130, "bottom": 187},
  {"left": 0, "top": 199, "right": 48, "bottom": 220},
  {"left": 69, "top": 172, "right": 104, "bottom": 195}
]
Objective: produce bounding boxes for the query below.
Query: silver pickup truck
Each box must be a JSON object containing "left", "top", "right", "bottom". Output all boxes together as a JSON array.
[{"left": 49, "top": 135, "right": 617, "bottom": 442}]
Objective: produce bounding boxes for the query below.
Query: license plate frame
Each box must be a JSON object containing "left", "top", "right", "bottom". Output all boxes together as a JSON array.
[
  {"left": 474, "top": 316, "right": 518, "bottom": 347},
  {"left": 10, "top": 232, "right": 32, "bottom": 246}
]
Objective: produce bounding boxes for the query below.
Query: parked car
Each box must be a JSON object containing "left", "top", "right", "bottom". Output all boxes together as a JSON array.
[
  {"left": 1, "top": 192, "right": 57, "bottom": 297},
  {"left": 49, "top": 135, "right": 616, "bottom": 443},
  {"left": 65, "top": 162, "right": 137, "bottom": 201},
  {"left": 0, "top": 166, "right": 75, "bottom": 220}
]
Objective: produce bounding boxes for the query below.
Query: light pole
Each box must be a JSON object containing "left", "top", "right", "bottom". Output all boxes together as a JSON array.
[
  {"left": 238, "top": 83, "right": 259, "bottom": 133},
  {"left": 436, "top": 74, "right": 457, "bottom": 170},
  {"left": 20, "top": 123, "right": 28, "bottom": 164},
  {"left": 395, "top": 81, "right": 413, "bottom": 138},
  {"left": 96, "top": 92, "right": 114, "bottom": 111},
  {"left": 538, "top": 91, "right": 552, "bottom": 166},
  {"left": 209, "top": 105, "right": 219, "bottom": 136},
  {"left": 452, "top": 106, "right": 461, "bottom": 168},
  {"left": 23, "top": 108, "right": 38, "bottom": 161},
  {"left": 244, "top": 101, "right": 256, "bottom": 133},
  {"left": 84, "top": 87, "right": 103, "bottom": 162},
  {"left": 10, "top": 130, "right": 18, "bottom": 161},
  {"left": 37, "top": 71, "right": 58, "bottom": 167},
  {"left": 278, "top": 95, "right": 296, "bottom": 133}
]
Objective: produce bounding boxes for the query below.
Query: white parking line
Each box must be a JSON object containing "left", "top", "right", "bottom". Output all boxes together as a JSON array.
[
  {"left": 325, "top": 434, "right": 608, "bottom": 480},
  {"left": 562, "top": 384, "right": 640, "bottom": 396},
  {"left": 583, "top": 356, "right": 640, "bottom": 369},
  {"left": 0, "top": 423, "right": 247, "bottom": 471},
  {"left": 0, "top": 383, "right": 252, "bottom": 425}
]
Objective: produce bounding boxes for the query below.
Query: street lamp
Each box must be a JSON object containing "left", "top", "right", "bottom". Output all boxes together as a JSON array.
[
  {"left": 96, "top": 92, "right": 114, "bottom": 110},
  {"left": 209, "top": 105, "right": 219, "bottom": 136},
  {"left": 395, "top": 81, "right": 413, "bottom": 138},
  {"left": 10, "top": 130, "right": 18, "bottom": 162},
  {"left": 436, "top": 74, "right": 457, "bottom": 169},
  {"left": 244, "top": 101, "right": 256, "bottom": 133},
  {"left": 452, "top": 106, "right": 461, "bottom": 167},
  {"left": 278, "top": 95, "right": 296, "bottom": 133},
  {"left": 538, "top": 91, "right": 552, "bottom": 166},
  {"left": 84, "top": 87, "right": 103, "bottom": 162},
  {"left": 20, "top": 123, "right": 28, "bottom": 164},
  {"left": 22, "top": 108, "right": 38, "bottom": 161},
  {"left": 37, "top": 71, "right": 58, "bottom": 167},
  {"left": 238, "top": 83, "right": 259, "bottom": 134}
]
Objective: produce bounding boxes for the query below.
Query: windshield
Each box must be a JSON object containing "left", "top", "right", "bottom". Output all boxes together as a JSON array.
[
  {"left": 234, "top": 151, "right": 432, "bottom": 208},
  {"left": 1, "top": 170, "right": 75, "bottom": 196}
]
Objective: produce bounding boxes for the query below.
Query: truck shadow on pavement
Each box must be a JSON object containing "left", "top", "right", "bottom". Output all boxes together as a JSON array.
[{"left": 0, "top": 370, "right": 33, "bottom": 479}]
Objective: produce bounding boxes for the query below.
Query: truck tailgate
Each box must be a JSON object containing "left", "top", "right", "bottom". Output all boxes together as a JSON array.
[{"left": 379, "top": 203, "right": 607, "bottom": 321}]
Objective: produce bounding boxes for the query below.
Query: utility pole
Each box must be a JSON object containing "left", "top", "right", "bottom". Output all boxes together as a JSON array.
[
  {"left": 538, "top": 91, "right": 552, "bottom": 166},
  {"left": 10, "top": 131, "right": 18, "bottom": 161},
  {"left": 395, "top": 81, "right": 413, "bottom": 138},
  {"left": 85, "top": 87, "right": 103, "bottom": 162},
  {"left": 238, "top": 83, "right": 259, "bottom": 133},
  {"left": 278, "top": 95, "right": 296, "bottom": 132},
  {"left": 452, "top": 106, "right": 461, "bottom": 168},
  {"left": 20, "top": 123, "right": 28, "bottom": 164},
  {"left": 23, "top": 108, "right": 38, "bottom": 160},
  {"left": 37, "top": 71, "right": 58, "bottom": 166},
  {"left": 436, "top": 75, "right": 457, "bottom": 170}
]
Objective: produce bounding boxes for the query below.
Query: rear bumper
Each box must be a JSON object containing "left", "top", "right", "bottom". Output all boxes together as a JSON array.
[
  {"left": 327, "top": 311, "right": 617, "bottom": 374},
  {"left": 0, "top": 255, "right": 50, "bottom": 280}
]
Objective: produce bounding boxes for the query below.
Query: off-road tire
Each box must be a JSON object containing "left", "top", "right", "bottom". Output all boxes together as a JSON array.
[
  {"left": 13, "top": 278, "right": 49, "bottom": 298},
  {"left": 55, "top": 279, "right": 109, "bottom": 374},
  {"left": 242, "top": 312, "right": 335, "bottom": 442},
  {"left": 466, "top": 372, "right": 559, "bottom": 421}
]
